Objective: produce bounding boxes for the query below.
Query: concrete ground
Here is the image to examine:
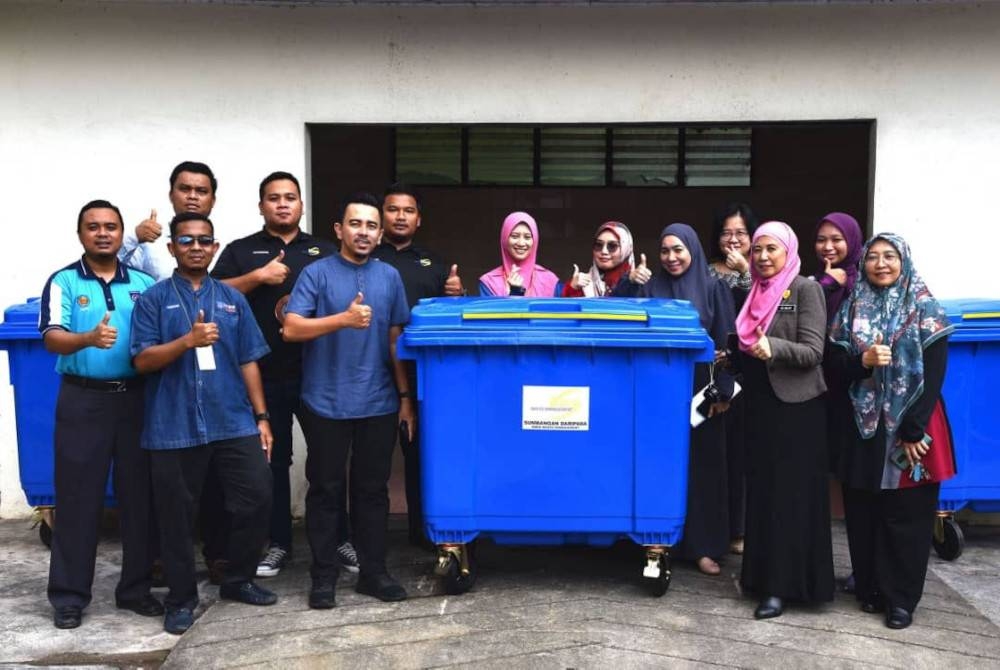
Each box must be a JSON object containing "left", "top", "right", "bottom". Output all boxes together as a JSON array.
[{"left": 1, "top": 516, "right": 999, "bottom": 670}]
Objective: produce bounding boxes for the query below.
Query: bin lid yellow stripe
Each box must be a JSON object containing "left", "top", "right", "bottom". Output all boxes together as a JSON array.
[
  {"left": 463, "top": 312, "right": 648, "bottom": 322},
  {"left": 963, "top": 311, "right": 1000, "bottom": 320}
]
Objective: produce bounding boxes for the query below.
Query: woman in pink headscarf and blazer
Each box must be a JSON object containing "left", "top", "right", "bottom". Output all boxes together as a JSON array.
[
  {"left": 479, "top": 212, "right": 562, "bottom": 297},
  {"left": 733, "top": 221, "right": 834, "bottom": 620}
]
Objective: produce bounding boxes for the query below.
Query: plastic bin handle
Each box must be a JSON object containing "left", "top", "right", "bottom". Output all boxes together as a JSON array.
[{"left": 462, "top": 311, "right": 648, "bottom": 323}]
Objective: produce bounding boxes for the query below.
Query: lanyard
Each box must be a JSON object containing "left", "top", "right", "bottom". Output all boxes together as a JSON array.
[{"left": 169, "top": 276, "right": 216, "bottom": 330}]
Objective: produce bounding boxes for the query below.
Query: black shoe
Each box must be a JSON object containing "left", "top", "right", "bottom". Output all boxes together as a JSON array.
[
  {"left": 308, "top": 579, "right": 336, "bottom": 609},
  {"left": 219, "top": 581, "right": 277, "bottom": 606},
  {"left": 886, "top": 606, "right": 913, "bottom": 629},
  {"left": 53, "top": 605, "right": 82, "bottom": 629},
  {"left": 356, "top": 573, "right": 408, "bottom": 602},
  {"left": 116, "top": 594, "right": 165, "bottom": 617},
  {"left": 164, "top": 607, "right": 194, "bottom": 635},
  {"left": 753, "top": 596, "right": 784, "bottom": 620},
  {"left": 207, "top": 559, "right": 228, "bottom": 586},
  {"left": 860, "top": 594, "right": 885, "bottom": 614}
]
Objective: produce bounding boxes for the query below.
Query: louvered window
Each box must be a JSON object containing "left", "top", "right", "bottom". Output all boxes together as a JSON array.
[
  {"left": 468, "top": 126, "right": 534, "bottom": 185},
  {"left": 613, "top": 127, "right": 679, "bottom": 186},
  {"left": 395, "top": 126, "right": 461, "bottom": 185},
  {"left": 539, "top": 127, "right": 606, "bottom": 186},
  {"left": 684, "top": 127, "right": 752, "bottom": 187}
]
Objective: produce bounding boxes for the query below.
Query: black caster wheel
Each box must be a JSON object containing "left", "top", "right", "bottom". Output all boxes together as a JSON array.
[
  {"left": 642, "top": 554, "right": 671, "bottom": 597},
  {"left": 442, "top": 553, "right": 476, "bottom": 595},
  {"left": 933, "top": 516, "right": 964, "bottom": 561},
  {"left": 39, "top": 520, "right": 53, "bottom": 549}
]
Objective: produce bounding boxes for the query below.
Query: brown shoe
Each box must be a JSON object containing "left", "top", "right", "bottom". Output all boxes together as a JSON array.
[{"left": 697, "top": 557, "right": 721, "bottom": 575}]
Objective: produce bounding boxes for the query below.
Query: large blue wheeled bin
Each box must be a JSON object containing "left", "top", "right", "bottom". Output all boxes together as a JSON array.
[
  {"left": 0, "top": 298, "right": 116, "bottom": 545},
  {"left": 934, "top": 299, "right": 1000, "bottom": 560},
  {"left": 398, "top": 297, "right": 714, "bottom": 595}
]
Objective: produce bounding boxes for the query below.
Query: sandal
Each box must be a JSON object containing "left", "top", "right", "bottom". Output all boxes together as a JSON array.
[{"left": 697, "top": 557, "right": 721, "bottom": 575}]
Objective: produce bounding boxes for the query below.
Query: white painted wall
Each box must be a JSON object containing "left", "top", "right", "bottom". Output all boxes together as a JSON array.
[{"left": 1, "top": 1, "right": 997, "bottom": 517}]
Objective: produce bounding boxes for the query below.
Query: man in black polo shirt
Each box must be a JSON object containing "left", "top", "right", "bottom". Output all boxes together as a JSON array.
[
  {"left": 211, "top": 171, "right": 356, "bottom": 577},
  {"left": 371, "top": 183, "right": 464, "bottom": 546}
]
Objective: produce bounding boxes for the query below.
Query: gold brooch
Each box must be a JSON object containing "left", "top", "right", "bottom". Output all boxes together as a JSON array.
[{"left": 782, "top": 289, "right": 791, "bottom": 299}]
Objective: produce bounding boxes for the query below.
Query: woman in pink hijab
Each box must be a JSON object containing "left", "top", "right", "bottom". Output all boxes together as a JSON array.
[
  {"left": 478, "top": 212, "right": 561, "bottom": 297},
  {"left": 732, "top": 221, "right": 834, "bottom": 621}
]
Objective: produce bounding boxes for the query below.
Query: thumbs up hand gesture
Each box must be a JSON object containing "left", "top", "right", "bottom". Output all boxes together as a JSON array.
[
  {"left": 444, "top": 263, "right": 465, "bottom": 296},
  {"left": 629, "top": 253, "right": 651, "bottom": 285},
  {"left": 258, "top": 249, "right": 290, "bottom": 286},
  {"left": 751, "top": 326, "right": 772, "bottom": 361},
  {"left": 345, "top": 292, "right": 372, "bottom": 329},
  {"left": 823, "top": 257, "right": 848, "bottom": 286},
  {"left": 862, "top": 332, "right": 892, "bottom": 368},
  {"left": 724, "top": 248, "right": 749, "bottom": 274},
  {"left": 90, "top": 311, "right": 118, "bottom": 349},
  {"left": 188, "top": 309, "right": 220, "bottom": 348},
  {"left": 135, "top": 209, "right": 162, "bottom": 243},
  {"left": 570, "top": 263, "right": 591, "bottom": 290}
]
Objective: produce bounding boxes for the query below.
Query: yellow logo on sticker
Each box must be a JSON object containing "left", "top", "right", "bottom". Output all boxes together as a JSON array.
[
  {"left": 782, "top": 289, "right": 791, "bottom": 300},
  {"left": 307, "top": 246, "right": 320, "bottom": 256},
  {"left": 77, "top": 295, "right": 90, "bottom": 307}
]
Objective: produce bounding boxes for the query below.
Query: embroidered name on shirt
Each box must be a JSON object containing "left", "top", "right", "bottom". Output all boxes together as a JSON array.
[
  {"left": 778, "top": 304, "right": 797, "bottom": 313},
  {"left": 252, "top": 250, "right": 270, "bottom": 255},
  {"left": 217, "top": 302, "right": 237, "bottom": 314}
]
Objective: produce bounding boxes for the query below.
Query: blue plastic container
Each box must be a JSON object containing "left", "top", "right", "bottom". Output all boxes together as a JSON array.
[
  {"left": 0, "top": 298, "right": 115, "bottom": 507},
  {"left": 398, "top": 297, "right": 714, "bottom": 548},
  {"left": 939, "top": 299, "right": 1000, "bottom": 513}
]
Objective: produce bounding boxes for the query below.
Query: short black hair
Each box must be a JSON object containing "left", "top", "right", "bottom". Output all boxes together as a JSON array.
[
  {"left": 383, "top": 182, "right": 421, "bottom": 212},
  {"left": 169, "top": 161, "right": 217, "bottom": 194},
  {"left": 77, "top": 199, "right": 123, "bottom": 232},
  {"left": 340, "top": 191, "right": 382, "bottom": 223},
  {"left": 259, "top": 171, "right": 301, "bottom": 201},
  {"left": 711, "top": 202, "right": 759, "bottom": 257},
  {"left": 170, "top": 211, "right": 215, "bottom": 238}
]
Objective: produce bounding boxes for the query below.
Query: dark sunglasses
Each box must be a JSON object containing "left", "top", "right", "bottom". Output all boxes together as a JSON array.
[
  {"left": 173, "top": 235, "right": 216, "bottom": 247},
  {"left": 593, "top": 241, "right": 620, "bottom": 253}
]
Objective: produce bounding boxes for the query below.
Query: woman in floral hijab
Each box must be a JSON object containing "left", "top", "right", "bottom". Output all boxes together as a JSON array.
[{"left": 827, "top": 232, "right": 955, "bottom": 630}]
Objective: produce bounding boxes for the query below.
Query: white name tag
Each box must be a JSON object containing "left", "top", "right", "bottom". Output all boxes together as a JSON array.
[{"left": 196, "top": 345, "right": 217, "bottom": 371}]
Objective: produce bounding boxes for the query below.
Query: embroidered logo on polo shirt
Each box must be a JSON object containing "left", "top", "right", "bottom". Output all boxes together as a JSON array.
[
  {"left": 77, "top": 295, "right": 90, "bottom": 308},
  {"left": 217, "top": 301, "right": 237, "bottom": 314},
  {"left": 419, "top": 258, "right": 432, "bottom": 267},
  {"left": 129, "top": 291, "right": 141, "bottom": 302},
  {"left": 307, "top": 246, "right": 321, "bottom": 256}
]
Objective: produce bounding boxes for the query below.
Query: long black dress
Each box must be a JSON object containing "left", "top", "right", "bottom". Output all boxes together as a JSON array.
[{"left": 739, "top": 354, "right": 835, "bottom": 602}]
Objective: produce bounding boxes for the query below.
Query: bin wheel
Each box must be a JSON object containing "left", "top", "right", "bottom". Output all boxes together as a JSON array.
[
  {"left": 933, "top": 516, "right": 964, "bottom": 561},
  {"left": 39, "top": 520, "right": 53, "bottom": 549},
  {"left": 642, "top": 554, "right": 671, "bottom": 597},
  {"left": 442, "top": 553, "right": 476, "bottom": 595}
]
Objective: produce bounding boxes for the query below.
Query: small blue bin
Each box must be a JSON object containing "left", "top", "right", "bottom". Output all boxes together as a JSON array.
[
  {"left": 398, "top": 297, "right": 713, "bottom": 552},
  {"left": 0, "top": 298, "right": 115, "bottom": 507},
  {"left": 939, "top": 299, "right": 1000, "bottom": 514}
]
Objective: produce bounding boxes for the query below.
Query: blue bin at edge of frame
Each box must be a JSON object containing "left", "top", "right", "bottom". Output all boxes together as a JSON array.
[
  {"left": 0, "top": 298, "right": 116, "bottom": 508},
  {"left": 939, "top": 299, "right": 1000, "bottom": 514},
  {"left": 398, "top": 297, "right": 715, "bottom": 548}
]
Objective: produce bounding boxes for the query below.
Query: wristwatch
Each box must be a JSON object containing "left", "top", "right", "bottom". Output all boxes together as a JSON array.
[{"left": 255, "top": 411, "right": 271, "bottom": 422}]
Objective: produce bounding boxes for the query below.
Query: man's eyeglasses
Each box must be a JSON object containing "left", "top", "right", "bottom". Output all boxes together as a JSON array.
[
  {"left": 720, "top": 230, "right": 749, "bottom": 240},
  {"left": 593, "top": 241, "right": 620, "bottom": 253},
  {"left": 173, "top": 235, "right": 216, "bottom": 247}
]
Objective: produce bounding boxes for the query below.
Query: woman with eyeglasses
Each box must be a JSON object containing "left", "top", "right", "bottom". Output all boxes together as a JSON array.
[
  {"left": 734, "top": 221, "right": 833, "bottom": 620},
  {"left": 826, "top": 233, "right": 955, "bottom": 630},
  {"left": 563, "top": 221, "right": 634, "bottom": 297},
  {"left": 479, "top": 212, "right": 561, "bottom": 297},
  {"left": 620, "top": 223, "right": 736, "bottom": 576}
]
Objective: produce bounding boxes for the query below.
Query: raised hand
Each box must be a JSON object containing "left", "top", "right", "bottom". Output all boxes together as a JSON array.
[
  {"left": 135, "top": 209, "right": 162, "bottom": 243},
  {"left": 344, "top": 292, "right": 372, "bottom": 329},
  {"left": 862, "top": 332, "right": 892, "bottom": 368},
  {"left": 444, "top": 263, "right": 464, "bottom": 296},
  {"left": 570, "top": 263, "right": 592, "bottom": 290},
  {"left": 90, "top": 311, "right": 118, "bottom": 349},
  {"left": 629, "top": 253, "right": 651, "bottom": 285},
  {"left": 823, "top": 257, "right": 848, "bottom": 286},
  {"left": 188, "top": 309, "right": 219, "bottom": 347},
  {"left": 725, "top": 248, "right": 749, "bottom": 274},
  {"left": 258, "top": 250, "right": 290, "bottom": 286},
  {"left": 507, "top": 264, "right": 524, "bottom": 290},
  {"left": 751, "top": 326, "right": 771, "bottom": 361}
]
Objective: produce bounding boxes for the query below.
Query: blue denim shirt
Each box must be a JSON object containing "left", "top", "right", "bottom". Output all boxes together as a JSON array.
[{"left": 130, "top": 273, "right": 270, "bottom": 450}]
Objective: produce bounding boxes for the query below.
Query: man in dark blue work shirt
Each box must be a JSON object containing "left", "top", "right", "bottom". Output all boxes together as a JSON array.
[
  {"left": 130, "top": 212, "right": 276, "bottom": 634},
  {"left": 39, "top": 199, "right": 158, "bottom": 630},
  {"left": 372, "top": 183, "right": 464, "bottom": 547},
  {"left": 211, "top": 171, "right": 353, "bottom": 579},
  {"left": 284, "top": 192, "right": 412, "bottom": 609}
]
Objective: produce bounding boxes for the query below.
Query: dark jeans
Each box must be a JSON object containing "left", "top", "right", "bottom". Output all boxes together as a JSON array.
[
  {"left": 150, "top": 435, "right": 272, "bottom": 610},
  {"left": 48, "top": 381, "right": 154, "bottom": 609},
  {"left": 299, "top": 407, "right": 396, "bottom": 580}
]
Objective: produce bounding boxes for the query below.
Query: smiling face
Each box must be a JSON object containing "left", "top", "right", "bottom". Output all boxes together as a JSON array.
[
  {"left": 815, "top": 221, "right": 848, "bottom": 267},
  {"left": 506, "top": 223, "right": 534, "bottom": 263},
  {"left": 335, "top": 203, "right": 382, "bottom": 263},
  {"left": 719, "top": 214, "right": 751, "bottom": 258},
  {"left": 660, "top": 235, "right": 692, "bottom": 276},
  {"left": 752, "top": 235, "right": 788, "bottom": 279},
  {"left": 593, "top": 230, "right": 623, "bottom": 271},
  {"left": 78, "top": 207, "right": 124, "bottom": 262},
  {"left": 864, "top": 239, "right": 902, "bottom": 288},
  {"left": 168, "top": 219, "right": 218, "bottom": 275},
  {"left": 259, "top": 179, "right": 303, "bottom": 234}
]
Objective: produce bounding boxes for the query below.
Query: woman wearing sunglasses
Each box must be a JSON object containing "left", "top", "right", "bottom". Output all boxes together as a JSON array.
[
  {"left": 479, "top": 212, "right": 561, "bottom": 297},
  {"left": 563, "top": 221, "right": 634, "bottom": 297}
]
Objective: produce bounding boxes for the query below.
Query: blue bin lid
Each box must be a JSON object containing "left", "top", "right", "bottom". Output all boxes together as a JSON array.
[
  {"left": 0, "top": 298, "right": 42, "bottom": 342},
  {"left": 400, "top": 297, "right": 714, "bottom": 353},
  {"left": 940, "top": 298, "right": 1000, "bottom": 342}
]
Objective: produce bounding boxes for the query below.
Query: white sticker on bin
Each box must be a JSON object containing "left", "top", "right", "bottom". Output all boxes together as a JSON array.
[{"left": 522, "top": 385, "right": 590, "bottom": 431}]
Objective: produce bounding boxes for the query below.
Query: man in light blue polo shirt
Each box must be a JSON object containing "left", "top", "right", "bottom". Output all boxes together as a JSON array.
[
  {"left": 284, "top": 191, "right": 412, "bottom": 609},
  {"left": 39, "top": 199, "right": 158, "bottom": 630}
]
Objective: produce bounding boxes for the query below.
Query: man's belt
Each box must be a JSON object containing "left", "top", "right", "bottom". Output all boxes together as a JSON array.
[{"left": 62, "top": 374, "right": 142, "bottom": 393}]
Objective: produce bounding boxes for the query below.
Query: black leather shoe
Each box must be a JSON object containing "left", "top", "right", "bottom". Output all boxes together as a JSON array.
[
  {"left": 356, "top": 573, "right": 408, "bottom": 602},
  {"left": 219, "top": 581, "right": 277, "bottom": 606},
  {"left": 53, "top": 605, "right": 82, "bottom": 629},
  {"left": 860, "top": 596, "right": 885, "bottom": 614},
  {"left": 116, "top": 594, "right": 165, "bottom": 617},
  {"left": 308, "top": 580, "right": 336, "bottom": 609},
  {"left": 163, "top": 607, "right": 193, "bottom": 635},
  {"left": 886, "top": 606, "right": 913, "bottom": 629},
  {"left": 753, "top": 596, "right": 784, "bottom": 620}
]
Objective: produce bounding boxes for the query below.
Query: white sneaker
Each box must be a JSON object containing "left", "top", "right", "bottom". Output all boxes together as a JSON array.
[
  {"left": 256, "top": 545, "right": 289, "bottom": 578},
  {"left": 336, "top": 541, "right": 360, "bottom": 574}
]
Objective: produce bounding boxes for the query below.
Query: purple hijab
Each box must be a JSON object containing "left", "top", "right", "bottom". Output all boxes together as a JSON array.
[
  {"left": 642, "top": 223, "right": 715, "bottom": 330},
  {"left": 816, "top": 212, "right": 863, "bottom": 320}
]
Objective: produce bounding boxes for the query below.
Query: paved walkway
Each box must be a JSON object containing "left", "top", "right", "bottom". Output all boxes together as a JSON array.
[{"left": 2, "top": 517, "right": 999, "bottom": 669}]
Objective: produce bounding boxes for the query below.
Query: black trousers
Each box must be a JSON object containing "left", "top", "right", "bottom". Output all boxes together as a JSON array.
[
  {"left": 150, "top": 435, "right": 272, "bottom": 610},
  {"left": 299, "top": 407, "right": 396, "bottom": 580},
  {"left": 48, "top": 381, "right": 154, "bottom": 609},
  {"left": 843, "top": 482, "right": 940, "bottom": 612},
  {"left": 400, "top": 368, "right": 424, "bottom": 542}
]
